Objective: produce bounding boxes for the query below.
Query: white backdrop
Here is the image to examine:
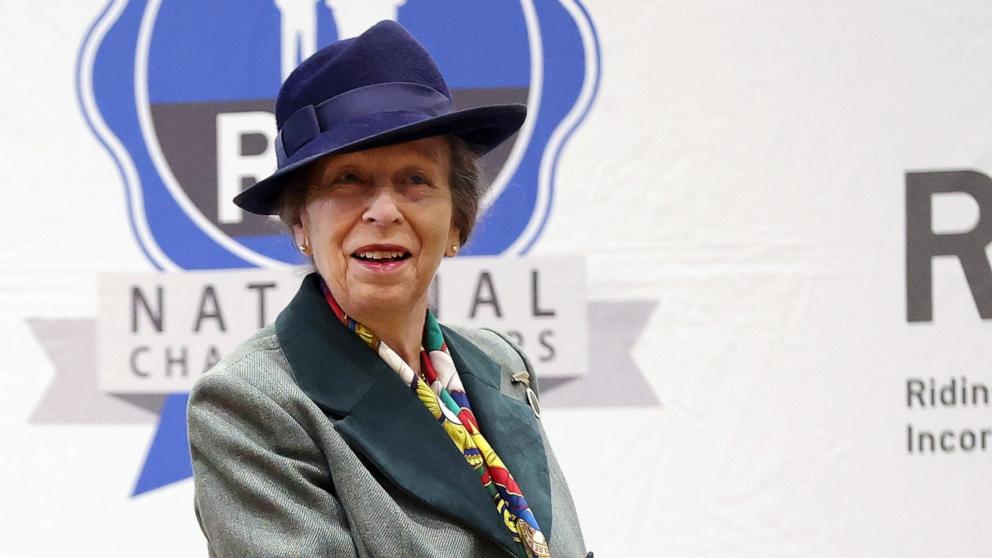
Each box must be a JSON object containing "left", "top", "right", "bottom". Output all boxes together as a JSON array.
[{"left": 3, "top": 1, "right": 992, "bottom": 556}]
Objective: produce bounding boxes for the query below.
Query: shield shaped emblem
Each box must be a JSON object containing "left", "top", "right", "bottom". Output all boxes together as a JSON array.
[{"left": 81, "top": 0, "right": 599, "bottom": 271}]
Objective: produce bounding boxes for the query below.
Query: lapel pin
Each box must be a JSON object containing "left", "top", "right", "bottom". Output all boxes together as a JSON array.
[
  {"left": 511, "top": 370, "right": 531, "bottom": 387},
  {"left": 511, "top": 371, "right": 540, "bottom": 419},
  {"left": 525, "top": 387, "right": 541, "bottom": 420}
]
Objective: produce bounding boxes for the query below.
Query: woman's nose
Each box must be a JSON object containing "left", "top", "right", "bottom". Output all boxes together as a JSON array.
[{"left": 362, "top": 186, "right": 403, "bottom": 225}]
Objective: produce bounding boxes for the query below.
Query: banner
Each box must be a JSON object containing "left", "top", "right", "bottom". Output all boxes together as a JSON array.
[{"left": 4, "top": 1, "right": 992, "bottom": 556}]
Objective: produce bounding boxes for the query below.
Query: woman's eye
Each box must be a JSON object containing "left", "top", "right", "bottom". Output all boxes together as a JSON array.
[
  {"left": 336, "top": 171, "right": 363, "bottom": 183},
  {"left": 409, "top": 173, "right": 430, "bottom": 186}
]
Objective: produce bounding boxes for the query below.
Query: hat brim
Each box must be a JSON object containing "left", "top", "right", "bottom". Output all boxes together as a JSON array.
[{"left": 234, "top": 103, "right": 527, "bottom": 216}]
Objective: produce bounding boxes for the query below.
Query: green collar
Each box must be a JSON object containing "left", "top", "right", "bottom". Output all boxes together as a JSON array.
[{"left": 275, "top": 274, "right": 551, "bottom": 556}]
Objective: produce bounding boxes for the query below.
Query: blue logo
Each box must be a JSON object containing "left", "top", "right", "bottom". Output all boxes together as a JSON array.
[{"left": 78, "top": 0, "right": 600, "bottom": 494}]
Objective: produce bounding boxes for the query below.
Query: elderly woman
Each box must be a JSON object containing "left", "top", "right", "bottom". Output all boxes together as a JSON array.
[{"left": 187, "top": 21, "right": 588, "bottom": 558}]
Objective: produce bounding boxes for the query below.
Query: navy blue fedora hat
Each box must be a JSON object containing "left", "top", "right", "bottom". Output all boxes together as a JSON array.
[{"left": 234, "top": 20, "right": 528, "bottom": 215}]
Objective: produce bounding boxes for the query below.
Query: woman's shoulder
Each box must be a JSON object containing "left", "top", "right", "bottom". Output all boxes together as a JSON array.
[
  {"left": 190, "top": 325, "right": 301, "bottom": 407},
  {"left": 444, "top": 325, "right": 518, "bottom": 360}
]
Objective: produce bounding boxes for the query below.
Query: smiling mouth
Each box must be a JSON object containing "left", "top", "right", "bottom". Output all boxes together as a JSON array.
[{"left": 352, "top": 249, "right": 412, "bottom": 263}]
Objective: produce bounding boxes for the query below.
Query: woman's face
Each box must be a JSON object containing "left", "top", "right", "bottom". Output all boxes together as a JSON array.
[{"left": 295, "top": 136, "right": 460, "bottom": 321}]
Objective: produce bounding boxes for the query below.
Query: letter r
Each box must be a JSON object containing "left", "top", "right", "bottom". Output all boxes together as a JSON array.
[{"left": 906, "top": 170, "right": 992, "bottom": 321}]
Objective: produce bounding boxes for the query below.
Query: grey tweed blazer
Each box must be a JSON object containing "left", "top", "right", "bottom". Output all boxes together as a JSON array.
[{"left": 188, "top": 274, "right": 588, "bottom": 557}]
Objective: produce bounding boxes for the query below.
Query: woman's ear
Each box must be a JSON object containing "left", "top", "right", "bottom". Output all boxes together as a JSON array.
[
  {"left": 445, "top": 225, "right": 461, "bottom": 257},
  {"left": 294, "top": 215, "right": 311, "bottom": 256}
]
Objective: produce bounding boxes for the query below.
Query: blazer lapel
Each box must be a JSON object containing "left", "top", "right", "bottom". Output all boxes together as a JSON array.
[
  {"left": 442, "top": 326, "right": 554, "bottom": 543},
  {"left": 275, "top": 274, "right": 521, "bottom": 556}
]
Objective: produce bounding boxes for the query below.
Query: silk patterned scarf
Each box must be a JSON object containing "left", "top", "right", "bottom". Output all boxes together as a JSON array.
[{"left": 320, "top": 281, "right": 550, "bottom": 558}]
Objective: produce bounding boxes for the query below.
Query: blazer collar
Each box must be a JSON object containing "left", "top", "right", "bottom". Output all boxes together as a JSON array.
[
  {"left": 442, "top": 325, "right": 553, "bottom": 544},
  {"left": 275, "top": 274, "right": 551, "bottom": 556}
]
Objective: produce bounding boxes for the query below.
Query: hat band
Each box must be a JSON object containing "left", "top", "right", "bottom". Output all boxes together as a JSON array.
[{"left": 275, "top": 82, "right": 454, "bottom": 166}]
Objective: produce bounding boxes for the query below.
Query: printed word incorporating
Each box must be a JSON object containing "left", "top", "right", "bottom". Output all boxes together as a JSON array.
[{"left": 905, "top": 375, "right": 992, "bottom": 455}]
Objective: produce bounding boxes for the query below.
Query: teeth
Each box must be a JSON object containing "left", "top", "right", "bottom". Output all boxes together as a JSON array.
[{"left": 357, "top": 251, "right": 405, "bottom": 260}]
